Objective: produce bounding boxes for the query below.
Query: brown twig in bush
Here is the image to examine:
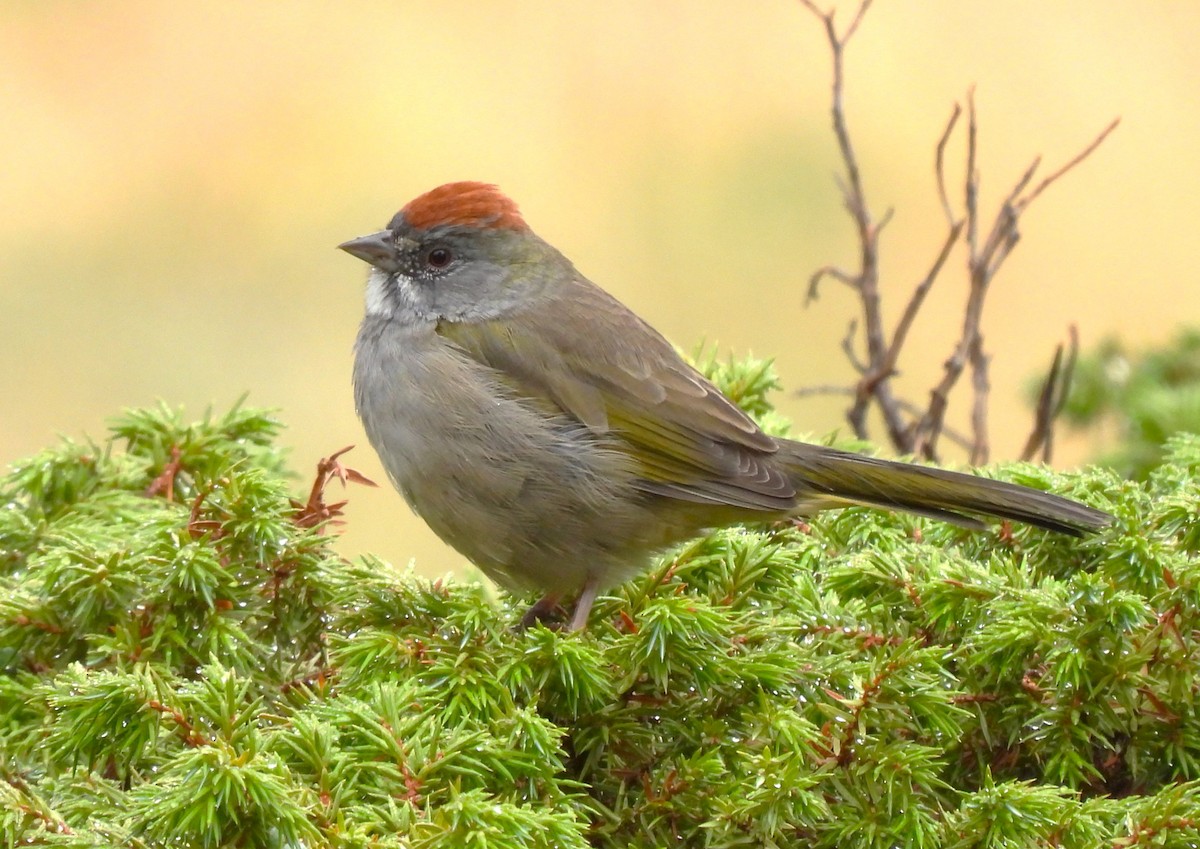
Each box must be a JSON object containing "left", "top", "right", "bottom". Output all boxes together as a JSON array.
[
  {"left": 291, "top": 445, "right": 378, "bottom": 531},
  {"left": 145, "top": 445, "right": 183, "bottom": 501}
]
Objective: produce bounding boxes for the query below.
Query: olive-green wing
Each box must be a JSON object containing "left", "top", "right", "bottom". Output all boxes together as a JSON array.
[{"left": 436, "top": 277, "right": 797, "bottom": 511}]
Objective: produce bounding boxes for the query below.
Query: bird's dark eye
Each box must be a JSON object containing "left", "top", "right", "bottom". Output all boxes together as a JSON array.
[{"left": 426, "top": 247, "right": 453, "bottom": 269}]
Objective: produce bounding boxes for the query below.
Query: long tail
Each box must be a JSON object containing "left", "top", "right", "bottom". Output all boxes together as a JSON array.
[{"left": 780, "top": 441, "right": 1111, "bottom": 536}]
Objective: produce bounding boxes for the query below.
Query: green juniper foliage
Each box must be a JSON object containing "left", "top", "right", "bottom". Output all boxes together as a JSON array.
[{"left": 3, "top": 366, "right": 1200, "bottom": 848}]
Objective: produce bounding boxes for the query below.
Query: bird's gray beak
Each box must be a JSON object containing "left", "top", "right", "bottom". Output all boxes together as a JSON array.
[{"left": 338, "top": 230, "right": 400, "bottom": 274}]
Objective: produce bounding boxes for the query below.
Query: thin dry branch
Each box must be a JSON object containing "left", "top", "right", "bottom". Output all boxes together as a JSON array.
[
  {"left": 908, "top": 93, "right": 1116, "bottom": 463},
  {"left": 795, "top": 384, "right": 976, "bottom": 452},
  {"left": 848, "top": 218, "right": 965, "bottom": 444},
  {"left": 800, "top": 0, "right": 876, "bottom": 245},
  {"left": 1017, "top": 119, "right": 1120, "bottom": 212},
  {"left": 908, "top": 102, "right": 983, "bottom": 461},
  {"left": 840, "top": 319, "right": 867, "bottom": 373},
  {"left": 795, "top": 1, "right": 1115, "bottom": 467},
  {"left": 935, "top": 104, "right": 963, "bottom": 226},
  {"left": 799, "top": 0, "right": 912, "bottom": 445},
  {"left": 1021, "top": 325, "right": 1080, "bottom": 463},
  {"left": 968, "top": 338, "right": 991, "bottom": 464},
  {"left": 806, "top": 265, "right": 859, "bottom": 303},
  {"left": 894, "top": 222, "right": 966, "bottom": 369}
]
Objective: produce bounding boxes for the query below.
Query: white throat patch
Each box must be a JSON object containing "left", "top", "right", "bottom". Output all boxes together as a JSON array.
[
  {"left": 364, "top": 268, "right": 393, "bottom": 317},
  {"left": 363, "top": 267, "right": 435, "bottom": 324}
]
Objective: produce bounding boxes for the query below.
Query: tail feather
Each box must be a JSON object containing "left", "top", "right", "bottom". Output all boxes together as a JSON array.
[{"left": 780, "top": 442, "right": 1111, "bottom": 536}]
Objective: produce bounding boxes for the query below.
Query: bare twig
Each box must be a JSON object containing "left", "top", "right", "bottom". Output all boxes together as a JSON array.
[
  {"left": 795, "top": 384, "right": 976, "bottom": 452},
  {"left": 1016, "top": 119, "right": 1121, "bottom": 212},
  {"left": 964, "top": 86, "right": 980, "bottom": 271},
  {"left": 807, "top": 265, "right": 859, "bottom": 303},
  {"left": 800, "top": 0, "right": 876, "bottom": 244},
  {"left": 892, "top": 223, "right": 966, "bottom": 375},
  {"left": 145, "top": 445, "right": 183, "bottom": 501},
  {"left": 968, "top": 337, "right": 991, "bottom": 464},
  {"left": 795, "top": 3, "right": 1115, "bottom": 466},
  {"left": 1022, "top": 343, "right": 1064, "bottom": 462},
  {"left": 908, "top": 92, "right": 1116, "bottom": 463},
  {"left": 799, "top": 0, "right": 914, "bottom": 444},
  {"left": 1021, "top": 325, "right": 1080, "bottom": 462},
  {"left": 849, "top": 218, "right": 965, "bottom": 446},
  {"left": 840, "top": 319, "right": 867, "bottom": 373},
  {"left": 1056, "top": 327, "right": 1080, "bottom": 430},
  {"left": 795, "top": 384, "right": 860, "bottom": 398},
  {"left": 909, "top": 92, "right": 987, "bottom": 462},
  {"left": 935, "top": 103, "right": 963, "bottom": 226}
]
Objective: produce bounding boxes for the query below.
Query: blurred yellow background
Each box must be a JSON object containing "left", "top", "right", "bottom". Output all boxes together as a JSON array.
[{"left": 3, "top": 2, "right": 1197, "bottom": 577}]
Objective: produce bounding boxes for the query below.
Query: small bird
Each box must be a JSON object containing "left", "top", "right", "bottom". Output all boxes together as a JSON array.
[{"left": 341, "top": 182, "right": 1111, "bottom": 631}]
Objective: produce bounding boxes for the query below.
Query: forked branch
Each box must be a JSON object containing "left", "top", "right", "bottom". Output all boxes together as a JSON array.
[{"left": 796, "top": 0, "right": 1117, "bottom": 465}]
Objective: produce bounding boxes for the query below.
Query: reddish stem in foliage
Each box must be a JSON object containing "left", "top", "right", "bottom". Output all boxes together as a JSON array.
[
  {"left": 146, "top": 699, "right": 206, "bottom": 747},
  {"left": 292, "top": 445, "right": 377, "bottom": 532},
  {"left": 145, "top": 445, "right": 183, "bottom": 501}
]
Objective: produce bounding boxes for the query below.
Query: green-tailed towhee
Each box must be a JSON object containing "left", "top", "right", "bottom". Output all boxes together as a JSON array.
[{"left": 341, "top": 181, "right": 1111, "bottom": 631}]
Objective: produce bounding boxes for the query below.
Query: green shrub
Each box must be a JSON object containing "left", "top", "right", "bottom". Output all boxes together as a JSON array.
[
  {"left": 1043, "top": 328, "right": 1200, "bottom": 478},
  {"left": 3, "top": 373, "right": 1200, "bottom": 848}
]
